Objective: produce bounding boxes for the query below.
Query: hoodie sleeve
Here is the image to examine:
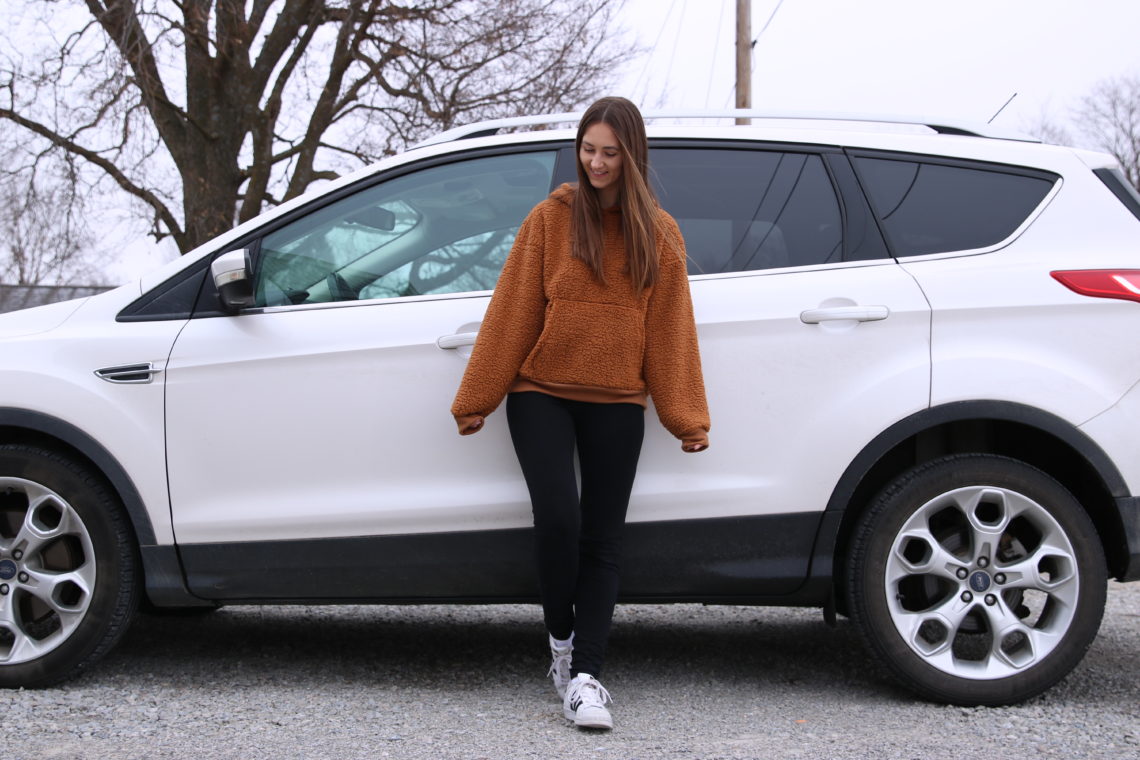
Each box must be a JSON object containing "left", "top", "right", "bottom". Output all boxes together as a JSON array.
[
  {"left": 643, "top": 212, "right": 711, "bottom": 446},
  {"left": 450, "top": 204, "right": 549, "bottom": 429}
]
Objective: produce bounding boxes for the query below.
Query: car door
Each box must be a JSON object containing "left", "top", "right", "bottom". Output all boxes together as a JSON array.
[{"left": 164, "top": 148, "right": 561, "bottom": 598}]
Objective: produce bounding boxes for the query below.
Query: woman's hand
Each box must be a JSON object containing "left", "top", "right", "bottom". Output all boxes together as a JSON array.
[
  {"left": 681, "top": 432, "right": 709, "bottom": 453},
  {"left": 456, "top": 415, "right": 485, "bottom": 435}
]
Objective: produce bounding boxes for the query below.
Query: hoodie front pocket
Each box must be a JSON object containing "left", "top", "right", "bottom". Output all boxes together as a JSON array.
[{"left": 524, "top": 300, "right": 645, "bottom": 390}]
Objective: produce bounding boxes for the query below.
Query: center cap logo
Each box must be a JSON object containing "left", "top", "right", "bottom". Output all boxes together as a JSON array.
[
  {"left": 0, "top": 559, "right": 17, "bottom": 580},
  {"left": 969, "top": 571, "right": 991, "bottom": 593}
]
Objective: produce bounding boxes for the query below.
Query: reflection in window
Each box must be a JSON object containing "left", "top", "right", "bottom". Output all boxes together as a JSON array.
[
  {"left": 253, "top": 152, "right": 556, "bottom": 306},
  {"left": 360, "top": 228, "right": 514, "bottom": 300},
  {"left": 258, "top": 201, "right": 419, "bottom": 305}
]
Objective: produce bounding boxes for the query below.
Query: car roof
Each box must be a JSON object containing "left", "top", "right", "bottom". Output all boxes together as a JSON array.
[
  {"left": 404, "top": 113, "right": 1103, "bottom": 178},
  {"left": 414, "top": 109, "right": 1039, "bottom": 147}
]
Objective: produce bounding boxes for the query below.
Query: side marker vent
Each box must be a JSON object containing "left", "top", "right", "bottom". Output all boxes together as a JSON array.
[{"left": 94, "top": 363, "right": 161, "bottom": 384}]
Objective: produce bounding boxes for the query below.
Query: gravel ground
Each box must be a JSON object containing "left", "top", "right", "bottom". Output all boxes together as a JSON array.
[{"left": 4, "top": 582, "right": 1138, "bottom": 760}]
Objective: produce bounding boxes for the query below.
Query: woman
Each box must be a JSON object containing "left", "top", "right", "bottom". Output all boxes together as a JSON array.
[{"left": 451, "top": 96, "right": 710, "bottom": 730}]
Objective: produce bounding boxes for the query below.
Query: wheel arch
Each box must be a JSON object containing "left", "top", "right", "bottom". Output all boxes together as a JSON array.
[
  {"left": 0, "top": 407, "right": 157, "bottom": 545},
  {"left": 813, "top": 400, "right": 1132, "bottom": 604},
  {"left": 0, "top": 408, "right": 209, "bottom": 610}
]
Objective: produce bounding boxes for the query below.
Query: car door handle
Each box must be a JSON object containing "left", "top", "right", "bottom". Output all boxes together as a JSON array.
[
  {"left": 437, "top": 331, "right": 479, "bottom": 349},
  {"left": 799, "top": 306, "right": 890, "bottom": 324}
]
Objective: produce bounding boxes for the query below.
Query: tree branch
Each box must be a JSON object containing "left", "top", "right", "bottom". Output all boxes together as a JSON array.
[
  {"left": 0, "top": 106, "right": 185, "bottom": 247},
  {"left": 84, "top": 0, "right": 189, "bottom": 147}
]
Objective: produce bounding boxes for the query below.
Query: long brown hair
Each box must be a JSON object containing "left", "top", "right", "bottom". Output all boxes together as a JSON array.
[{"left": 572, "top": 96, "right": 661, "bottom": 293}]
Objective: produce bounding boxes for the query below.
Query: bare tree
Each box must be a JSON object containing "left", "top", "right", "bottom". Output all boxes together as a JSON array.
[
  {"left": 1027, "top": 74, "right": 1140, "bottom": 192},
  {"left": 0, "top": 0, "right": 632, "bottom": 255},
  {"left": 1072, "top": 74, "right": 1140, "bottom": 190},
  {"left": 1023, "top": 108, "right": 1074, "bottom": 148},
  {"left": 0, "top": 160, "right": 98, "bottom": 286}
]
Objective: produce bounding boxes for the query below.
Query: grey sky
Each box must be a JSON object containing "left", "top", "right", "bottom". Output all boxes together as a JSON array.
[{"left": 620, "top": 0, "right": 1140, "bottom": 130}]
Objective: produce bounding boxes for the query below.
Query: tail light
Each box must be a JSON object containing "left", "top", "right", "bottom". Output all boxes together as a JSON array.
[{"left": 1051, "top": 270, "right": 1140, "bottom": 304}]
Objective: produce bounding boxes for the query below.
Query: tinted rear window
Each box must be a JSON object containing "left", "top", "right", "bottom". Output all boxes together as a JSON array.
[{"left": 854, "top": 156, "right": 1056, "bottom": 257}]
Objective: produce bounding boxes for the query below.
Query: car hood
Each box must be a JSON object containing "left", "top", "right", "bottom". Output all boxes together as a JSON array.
[{"left": 0, "top": 298, "right": 88, "bottom": 339}]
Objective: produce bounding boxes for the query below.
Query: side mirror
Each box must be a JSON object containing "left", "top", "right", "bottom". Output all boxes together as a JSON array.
[{"left": 211, "top": 249, "right": 254, "bottom": 314}]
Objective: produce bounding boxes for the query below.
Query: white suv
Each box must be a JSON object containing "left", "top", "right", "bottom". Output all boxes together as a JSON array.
[{"left": 1, "top": 112, "right": 1138, "bottom": 705}]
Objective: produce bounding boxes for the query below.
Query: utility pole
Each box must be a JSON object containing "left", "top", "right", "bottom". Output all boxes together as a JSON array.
[{"left": 735, "top": 0, "right": 751, "bottom": 124}]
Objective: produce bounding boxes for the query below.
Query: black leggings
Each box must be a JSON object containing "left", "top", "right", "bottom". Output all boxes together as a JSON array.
[{"left": 506, "top": 391, "right": 645, "bottom": 678}]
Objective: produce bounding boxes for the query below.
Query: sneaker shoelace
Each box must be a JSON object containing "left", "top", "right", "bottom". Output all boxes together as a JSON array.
[
  {"left": 568, "top": 677, "right": 612, "bottom": 709},
  {"left": 548, "top": 648, "right": 572, "bottom": 681}
]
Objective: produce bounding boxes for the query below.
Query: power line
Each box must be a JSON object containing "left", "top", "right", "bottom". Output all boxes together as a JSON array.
[
  {"left": 664, "top": 0, "right": 690, "bottom": 105},
  {"left": 631, "top": 0, "right": 681, "bottom": 105},
  {"left": 755, "top": 0, "right": 786, "bottom": 43},
  {"left": 705, "top": 0, "right": 728, "bottom": 108}
]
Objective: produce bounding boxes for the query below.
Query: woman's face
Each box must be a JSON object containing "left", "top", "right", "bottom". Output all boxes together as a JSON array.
[{"left": 579, "top": 121, "right": 623, "bottom": 207}]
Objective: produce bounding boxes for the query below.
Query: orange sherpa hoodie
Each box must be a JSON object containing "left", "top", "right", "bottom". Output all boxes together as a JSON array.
[{"left": 451, "top": 184, "right": 710, "bottom": 448}]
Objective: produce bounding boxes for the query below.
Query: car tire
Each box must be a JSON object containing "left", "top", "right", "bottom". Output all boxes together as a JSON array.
[
  {"left": 847, "top": 454, "right": 1107, "bottom": 705},
  {"left": 0, "top": 444, "right": 140, "bottom": 688}
]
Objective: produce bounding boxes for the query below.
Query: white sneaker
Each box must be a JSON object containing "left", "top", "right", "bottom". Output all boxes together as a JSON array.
[
  {"left": 562, "top": 673, "right": 613, "bottom": 730},
  {"left": 548, "top": 633, "right": 573, "bottom": 699}
]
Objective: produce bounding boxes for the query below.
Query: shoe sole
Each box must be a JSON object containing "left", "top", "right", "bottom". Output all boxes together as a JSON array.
[{"left": 564, "top": 706, "right": 613, "bottom": 730}]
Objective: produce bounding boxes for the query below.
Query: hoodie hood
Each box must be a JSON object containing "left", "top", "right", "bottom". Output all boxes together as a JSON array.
[{"left": 550, "top": 183, "right": 576, "bottom": 206}]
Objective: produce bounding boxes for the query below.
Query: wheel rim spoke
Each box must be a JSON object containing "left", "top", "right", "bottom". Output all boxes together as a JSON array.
[
  {"left": 14, "top": 492, "right": 70, "bottom": 556},
  {"left": 996, "top": 546, "right": 1077, "bottom": 596},
  {"left": 994, "top": 623, "right": 1063, "bottom": 671},
  {"left": 898, "top": 592, "right": 976, "bottom": 658},
  {"left": 0, "top": 627, "right": 50, "bottom": 664},
  {"left": 22, "top": 566, "right": 94, "bottom": 617},
  {"left": 888, "top": 527, "right": 964, "bottom": 583}
]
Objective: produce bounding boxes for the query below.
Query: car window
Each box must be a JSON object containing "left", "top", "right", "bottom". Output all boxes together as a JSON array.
[
  {"left": 1093, "top": 167, "right": 1140, "bottom": 222},
  {"left": 853, "top": 156, "right": 1056, "bottom": 257},
  {"left": 650, "top": 148, "right": 843, "bottom": 275},
  {"left": 253, "top": 151, "right": 556, "bottom": 306}
]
